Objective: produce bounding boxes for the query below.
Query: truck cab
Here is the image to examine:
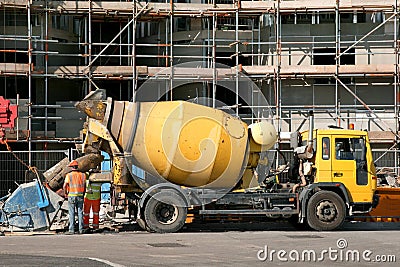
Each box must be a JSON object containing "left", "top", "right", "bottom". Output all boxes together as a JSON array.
[
  {"left": 296, "top": 128, "right": 378, "bottom": 230},
  {"left": 314, "top": 129, "right": 377, "bottom": 204}
]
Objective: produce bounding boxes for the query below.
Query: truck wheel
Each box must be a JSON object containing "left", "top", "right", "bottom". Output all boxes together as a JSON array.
[
  {"left": 307, "top": 191, "right": 345, "bottom": 231},
  {"left": 144, "top": 190, "right": 187, "bottom": 233}
]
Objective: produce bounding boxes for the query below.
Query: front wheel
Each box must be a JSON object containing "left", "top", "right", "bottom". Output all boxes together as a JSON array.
[
  {"left": 144, "top": 190, "right": 187, "bottom": 233},
  {"left": 307, "top": 191, "right": 346, "bottom": 231}
]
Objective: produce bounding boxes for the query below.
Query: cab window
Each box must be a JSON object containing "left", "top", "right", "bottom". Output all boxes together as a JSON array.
[
  {"left": 335, "top": 138, "right": 353, "bottom": 160},
  {"left": 322, "top": 137, "right": 330, "bottom": 160},
  {"left": 335, "top": 137, "right": 365, "bottom": 162}
]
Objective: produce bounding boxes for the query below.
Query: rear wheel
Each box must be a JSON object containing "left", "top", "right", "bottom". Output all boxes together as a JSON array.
[
  {"left": 144, "top": 190, "right": 187, "bottom": 233},
  {"left": 307, "top": 191, "right": 346, "bottom": 231}
]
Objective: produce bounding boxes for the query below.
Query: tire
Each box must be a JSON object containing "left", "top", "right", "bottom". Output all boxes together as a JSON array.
[
  {"left": 144, "top": 190, "right": 187, "bottom": 233},
  {"left": 306, "top": 191, "right": 346, "bottom": 231}
]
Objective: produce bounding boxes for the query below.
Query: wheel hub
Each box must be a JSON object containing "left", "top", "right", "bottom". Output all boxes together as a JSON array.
[
  {"left": 155, "top": 203, "right": 178, "bottom": 225},
  {"left": 316, "top": 200, "right": 337, "bottom": 222},
  {"left": 160, "top": 207, "right": 171, "bottom": 218}
]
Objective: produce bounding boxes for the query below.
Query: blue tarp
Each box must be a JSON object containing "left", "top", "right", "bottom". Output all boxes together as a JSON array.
[
  {"left": 101, "top": 152, "right": 111, "bottom": 203},
  {"left": 0, "top": 180, "right": 63, "bottom": 231}
]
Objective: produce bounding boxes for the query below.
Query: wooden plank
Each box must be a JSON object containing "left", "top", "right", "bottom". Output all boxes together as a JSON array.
[
  {"left": 368, "top": 131, "right": 398, "bottom": 143},
  {"left": 0, "top": 63, "right": 29, "bottom": 75},
  {"left": 0, "top": 64, "right": 394, "bottom": 78},
  {"left": 273, "top": 0, "right": 396, "bottom": 12},
  {"left": 2, "top": 1, "right": 396, "bottom": 14},
  {"left": 40, "top": 66, "right": 235, "bottom": 78},
  {"left": 241, "top": 64, "right": 395, "bottom": 76}
]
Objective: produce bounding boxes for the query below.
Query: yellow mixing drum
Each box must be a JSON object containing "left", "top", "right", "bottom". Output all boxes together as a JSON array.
[
  {"left": 117, "top": 101, "right": 248, "bottom": 188},
  {"left": 78, "top": 90, "right": 277, "bottom": 189}
]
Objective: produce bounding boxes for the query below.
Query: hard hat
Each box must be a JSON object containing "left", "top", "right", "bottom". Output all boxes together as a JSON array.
[{"left": 68, "top": 160, "right": 79, "bottom": 167}]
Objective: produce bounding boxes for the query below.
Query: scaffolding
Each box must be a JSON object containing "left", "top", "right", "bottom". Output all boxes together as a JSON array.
[{"left": 0, "top": 0, "right": 399, "bottom": 172}]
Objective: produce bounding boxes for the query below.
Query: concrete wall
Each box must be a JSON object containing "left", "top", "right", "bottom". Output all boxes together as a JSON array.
[
  {"left": 265, "top": 20, "right": 395, "bottom": 66},
  {"left": 262, "top": 77, "right": 396, "bottom": 132}
]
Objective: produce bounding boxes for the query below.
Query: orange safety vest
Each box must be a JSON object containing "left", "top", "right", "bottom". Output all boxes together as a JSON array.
[{"left": 65, "top": 171, "right": 86, "bottom": 196}]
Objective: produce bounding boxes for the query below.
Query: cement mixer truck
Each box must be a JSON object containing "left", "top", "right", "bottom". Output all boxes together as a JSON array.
[{"left": 45, "top": 89, "right": 376, "bottom": 233}]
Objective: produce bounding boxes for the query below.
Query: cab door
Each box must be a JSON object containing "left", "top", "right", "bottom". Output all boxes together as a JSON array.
[
  {"left": 315, "top": 135, "right": 333, "bottom": 183},
  {"left": 331, "top": 136, "right": 371, "bottom": 203}
]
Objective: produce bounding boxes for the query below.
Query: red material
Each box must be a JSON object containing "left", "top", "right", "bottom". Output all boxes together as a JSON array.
[
  {"left": 367, "top": 187, "right": 400, "bottom": 220},
  {"left": 68, "top": 160, "right": 79, "bottom": 167},
  {"left": 0, "top": 96, "right": 18, "bottom": 139},
  {"left": 83, "top": 198, "right": 100, "bottom": 229}
]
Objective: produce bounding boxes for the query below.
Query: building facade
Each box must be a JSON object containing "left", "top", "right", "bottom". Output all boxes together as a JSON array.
[{"left": 0, "top": 0, "right": 399, "bottom": 173}]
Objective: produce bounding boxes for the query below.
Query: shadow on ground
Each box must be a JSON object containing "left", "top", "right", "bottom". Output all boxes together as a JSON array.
[
  {"left": 0, "top": 254, "right": 112, "bottom": 267},
  {"left": 116, "top": 220, "right": 400, "bottom": 233}
]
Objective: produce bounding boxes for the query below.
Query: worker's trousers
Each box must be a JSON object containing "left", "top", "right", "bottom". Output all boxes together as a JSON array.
[
  {"left": 68, "top": 195, "right": 84, "bottom": 234},
  {"left": 83, "top": 198, "right": 100, "bottom": 229}
]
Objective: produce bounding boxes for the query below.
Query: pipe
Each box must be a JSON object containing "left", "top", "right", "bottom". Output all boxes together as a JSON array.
[
  {"left": 307, "top": 110, "right": 314, "bottom": 152},
  {"left": 28, "top": 0, "right": 32, "bottom": 166},
  {"left": 212, "top": 12, "right": 216, "bottom": 108},
  {"left": 235, "top": 4, "right": 239, "bottom": 116},
  {"left": 335, "top": 0, "right": 341, "bottom": 127},
  {"left": 88, "top": 0, "right": 92, "bottom": 92},
  {"left": 132, "top": 2, "right": 136, "bottom": 102},
  {"left": 170, "top": 0, "right": 174, "bottom": 101},
  {"left": 394, "top": 1, "right": 399, "bottom": 176},
  {"left": 45, "top": 1, "right": 49, "bottom": 138},
  {"left": 16, "top": 94, "right": 19, "bottom": 141}
]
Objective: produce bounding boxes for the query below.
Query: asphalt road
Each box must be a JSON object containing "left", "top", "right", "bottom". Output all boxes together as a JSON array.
[{"left": 0, "top": 222, "right": 400, "bottom": 267}]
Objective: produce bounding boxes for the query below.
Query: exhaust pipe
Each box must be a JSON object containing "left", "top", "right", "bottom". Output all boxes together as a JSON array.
[
  {"left": 307, "top": 110, "right": 314, "bottom": 154},
  {"left": 294, "top": 110, "right": 314, "bottom": 159}
]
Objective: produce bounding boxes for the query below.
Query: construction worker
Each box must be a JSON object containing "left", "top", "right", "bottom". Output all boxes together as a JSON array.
[
  {"left": 83, "top": 173, "right": 102, "bottom": 232},
  {"left": 63, "top": 160, "right": 86, "bottom": 234}
]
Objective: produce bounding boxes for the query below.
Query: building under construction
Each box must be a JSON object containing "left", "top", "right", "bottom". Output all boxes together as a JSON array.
[{"left": 0, "top": 0, "right": 399, "bottom": 192}]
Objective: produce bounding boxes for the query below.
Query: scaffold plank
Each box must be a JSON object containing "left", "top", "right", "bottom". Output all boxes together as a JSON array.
[
  {"left": 241, "top": 64, "right": 395, "bottom": 76},
  {"left": 0, "top": 63, "right": 29, "bottom": 75},
  {"left": 0, "top": 1, "right": 396, "bottom": 15},
  {"left": 0, "top": 64, "right": 395, "bottom": 78},
  {"left": 368, "top": 131, "right": 398, "bottom": 143}
]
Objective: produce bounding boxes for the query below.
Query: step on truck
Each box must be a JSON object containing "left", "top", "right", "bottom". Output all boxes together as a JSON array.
[{"left": 43, "top": 89, "right": 376, "bottom": 233}]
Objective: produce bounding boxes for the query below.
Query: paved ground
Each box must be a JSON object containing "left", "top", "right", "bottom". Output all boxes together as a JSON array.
[{"left": 0, "top": 222, "right": 400, "bottom": 267}]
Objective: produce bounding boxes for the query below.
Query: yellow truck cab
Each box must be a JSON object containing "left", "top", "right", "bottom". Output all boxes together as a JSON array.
[
  {"left": 313, "top": 129, "right": 377, "bottom": 203},
  {"left": 295, "top": 127, "right": 378, "bottom": 230}
]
